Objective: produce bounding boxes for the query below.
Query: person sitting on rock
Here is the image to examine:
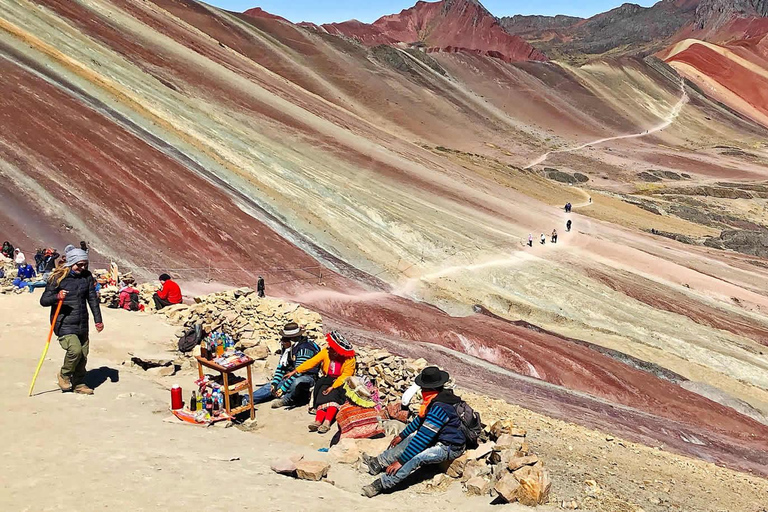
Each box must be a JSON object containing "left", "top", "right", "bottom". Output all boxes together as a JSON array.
[
  {"left": 361, "top": 366, "right": 466, "bottom": 497},
  {"left": 249, "top": 322, "right": 320, "bottom": 408},
  {"left": 118, "top": 280, "right": 141, "bottom": 311},
  {"left": 283, "top": 330, "right": 356, "bottom": 434},
  {"left": 153, "top": 273, "right": 182, "bottom": 310},
  {"left": 1, "top": 241, "right": 14, "bottom": 259}
]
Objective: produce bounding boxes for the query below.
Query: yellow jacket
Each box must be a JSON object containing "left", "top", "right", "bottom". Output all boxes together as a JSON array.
[{"left": 296, "top": 348, "right": 356, "bottom": 389}]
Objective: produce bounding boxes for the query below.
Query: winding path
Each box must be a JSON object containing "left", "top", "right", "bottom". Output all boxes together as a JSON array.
[{"left": 525, "top": 82, "right": 689, "bottom": 169}]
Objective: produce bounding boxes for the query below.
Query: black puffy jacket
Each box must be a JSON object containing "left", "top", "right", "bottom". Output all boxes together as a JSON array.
[{"left": 40, "top": 270, "right": 103, "bottom": 337}]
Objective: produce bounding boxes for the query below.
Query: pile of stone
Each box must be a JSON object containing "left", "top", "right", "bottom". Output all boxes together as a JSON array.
[
  {"left": 448, "top": 419, "right": 550, "bottom": 505},
  {"left": 160, "top": 287, "right": 323, "bottom": 357},
  {"left": 0, "top": 257, "right": 19, "bottom": 293},
  {"left": 354, "top": 347, "right": 429, "bottom": 404},
  {"left": 97, "top": 281, "right": 157, "bottom": 309}
]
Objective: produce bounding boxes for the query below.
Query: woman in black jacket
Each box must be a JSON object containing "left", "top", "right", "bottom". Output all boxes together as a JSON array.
[{"left": 40, "top": 248, "right": 104, "bottom": 394}]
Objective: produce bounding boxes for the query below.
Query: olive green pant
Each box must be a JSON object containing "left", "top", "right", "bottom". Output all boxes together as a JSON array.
[{"left": 59, "top": 334, "right": 89, "bottom": 383}]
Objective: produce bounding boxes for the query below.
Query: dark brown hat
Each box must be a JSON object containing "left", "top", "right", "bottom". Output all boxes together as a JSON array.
[
  {"left": 415, "top": 366, "right": 450, "bottom": 390},
  {"left": 280, "top": 322, "right": 303, "bottom": 339}
]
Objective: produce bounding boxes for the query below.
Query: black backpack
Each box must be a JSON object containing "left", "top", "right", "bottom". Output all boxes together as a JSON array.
[
  {"left": 178, "top": 323, "right": 204, "bottom": 353},
  {"left": 128, "top": 292, "right": 140, "bottom": 311},
  {"left": 454, "top": 401, "right": 482, "bottom": 449}
]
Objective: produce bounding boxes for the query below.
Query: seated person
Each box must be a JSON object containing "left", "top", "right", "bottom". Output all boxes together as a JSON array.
[
  {"left": 361, "top": 367, "right": 466, "bottom": 497},
  {"left": 152, "top": 273, "right": 182, "bottom": 310},
  {"left": 17, "top": 263, "right": 36, "bottom": 282},
  {"left": 283, "top": 331, "right": 356, "bottom": 434},
  {"left": 248, "top": 323, "right": 319, "bottom": 407},
  {"left": 118, "top": 281, "right": 141, "bottom": 311}
]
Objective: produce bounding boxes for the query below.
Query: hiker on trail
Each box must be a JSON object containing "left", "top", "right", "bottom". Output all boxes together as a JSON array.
[
  {"left": 40, "top": 248, "right": 103, "bottom": 395},
  {"left": 2, "top": 241, "right": 14, "bottom": 259},
  {"left": 118, "top": 280, "right": 141, "bottom": 311},
  {"left": 248, "top": 322, "right": 320, "bottom": 408},
  {"left": 566, "top": 219, "right": 572, "bottom": 232},
  {"left": 14, "top": 248, "right": 26, "bottom": 268},
  {"left": 528, "top": 234, "right": 533, "bottom": 247},
  {"left": 552, "top": 229, "right": 558, "bottom": 243},
  {"left": 284, "top": 330, "right": 356, "bottom": 434},
  {"left": 153, "top": 273, "right": 182, "bottom": 310},
  {"left": 257, "top": 276, "right": 265, "bottom": 298},
  {"left": 540, "top": 233, "right": 546, "bottom": 245},
  {"left": 80, "top": 241, "right": 88, "bottom": 254},
  {"left": 361, "top": 366, "right": 467, "bottom": 497}
]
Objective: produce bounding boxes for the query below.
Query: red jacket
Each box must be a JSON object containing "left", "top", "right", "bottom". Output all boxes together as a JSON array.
[
  {"left": 118, "top": 287, "right": 139, "bottom": 310},
  {"left": 157, "top": 280, "right": 182, "bottom": 304}
]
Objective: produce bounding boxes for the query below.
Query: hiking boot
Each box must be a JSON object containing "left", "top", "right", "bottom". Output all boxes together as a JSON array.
[
  {"left": 317, "top": 421, "right": 331, "bottom": 434},
  {"left": 361, "top": 453, "right": 383, "bottom": 475},
  {"left": 308, "top": 407, "right": 316, "bottom": 415},
  {"left": 74, "top": 384, "right": 94, "bottom": 395},
  {"left": 271, "top": 397, "right": 288, "bottom": 409},
  {"left": 308, "top": 421, "right": 321, "bottom": 432},
  {"left": 362, "top": 479, "right": 384, "bottom": 498},
  {"left": 57, "top": 372, "right": 73, "bottom": 392}
]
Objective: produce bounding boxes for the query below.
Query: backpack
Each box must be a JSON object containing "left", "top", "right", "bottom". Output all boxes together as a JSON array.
[
  {"left": 128, "top": 292, "right": 140, "bottom": 312},
  {"left": 454, "top": 401, "right": 483, "bottom": 449},
  {"left": 178, "top": 323, "right": 204, "bottom": 353}
]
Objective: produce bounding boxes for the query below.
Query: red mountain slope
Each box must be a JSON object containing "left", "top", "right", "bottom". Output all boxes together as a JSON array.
[{"left": 307, "top": 0, "right": 547, "bottom": 62}]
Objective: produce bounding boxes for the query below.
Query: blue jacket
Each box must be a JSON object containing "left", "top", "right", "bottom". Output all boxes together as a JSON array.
[
  {"left": 18, "top": 265, "right": 36, "bottom": 280},
  {"left": 397, "top": 390, "right": 466, "bottom": 464}
]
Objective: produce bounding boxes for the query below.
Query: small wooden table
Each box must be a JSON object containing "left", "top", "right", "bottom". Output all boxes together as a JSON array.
[{"left": 196, "top": 356, "right": 255, "bottom": 421}]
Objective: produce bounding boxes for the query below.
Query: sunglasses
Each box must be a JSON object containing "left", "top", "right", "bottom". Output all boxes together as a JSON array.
[{"left": 73, "top": 261, "right": 88, "bottom": 268}]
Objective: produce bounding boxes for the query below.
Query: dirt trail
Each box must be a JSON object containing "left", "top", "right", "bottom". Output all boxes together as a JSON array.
[{"left": 525, "top": 82, "right": 689, "bottom": 169}]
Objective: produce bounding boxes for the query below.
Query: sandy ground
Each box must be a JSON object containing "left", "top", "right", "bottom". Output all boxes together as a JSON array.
[{"left": 3, "top": 292, "right": 768, "bottom": 512}]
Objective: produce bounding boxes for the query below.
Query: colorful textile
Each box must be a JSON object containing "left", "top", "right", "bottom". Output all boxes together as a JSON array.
[
  {"left": 296, "top": 348, "right": 356, "bottom": 390},
  {"left": 337, "top": 403, "right": 384, "bottom": 440}
]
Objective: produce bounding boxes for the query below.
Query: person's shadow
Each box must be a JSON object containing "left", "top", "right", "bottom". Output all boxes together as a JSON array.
[{"left": 84, "top": 367, "right": 119, "bottom": 389}]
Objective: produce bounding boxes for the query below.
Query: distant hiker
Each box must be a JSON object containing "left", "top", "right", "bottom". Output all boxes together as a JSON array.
[
  {"left": 80, "top": 240, "right": 88, "bottom": 254},
  {"left": 552, "top": 229, "right": 558, "bottom": 243},
  {"left": 284, "top": 331, "right": 356, "bottom": 434},
  {"left": 40, "top": 248, "right": 103, "bottom": 395},
  {"left": 257, "top": 275, "right": 265, "bottom": 298},
  {"left": 153, "top": 273, "right": 182, "bottom": 310},
  {"left": 14, "top": 248, "right": 25, "bottom": 268},
  {"left": 540, "top": 233, "right": 546, "bottom": 245},
  {"left": 528, "top": 234, "right": 533, "bottom": 247},
  {"left": 1, "top": 241, "right": 14, "bottom": 259},
  {"left": 566, "top": 219, "right": 572, "bottom": 232},
  {"left": 249, "top": 322, "right": 320, "bottom": 408},
  {"left": 361, "top": 366, "right": 466, "bottom": 497},
  {"left": 589, "top": 197, "right": 592, "bottom": 204},
  {"left": 34, "top": 248, "right": 44, "bottom": 270}
]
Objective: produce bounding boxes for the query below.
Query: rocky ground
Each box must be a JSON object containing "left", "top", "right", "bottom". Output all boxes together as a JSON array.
[{"left": 3, "top": 292, "right": 767, "bottom": 512}]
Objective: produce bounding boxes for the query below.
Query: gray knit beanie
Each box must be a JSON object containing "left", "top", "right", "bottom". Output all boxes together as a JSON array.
[{"left": 65, "top": 248, "right": 89, "bottom": 267}]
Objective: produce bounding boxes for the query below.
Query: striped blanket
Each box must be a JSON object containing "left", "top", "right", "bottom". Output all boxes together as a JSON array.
[{"left": 336, "top": 403, "right": 384, "bottom": 440}]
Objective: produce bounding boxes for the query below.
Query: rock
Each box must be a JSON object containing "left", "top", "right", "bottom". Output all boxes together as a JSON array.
[
  {"left": 146, "top": 366, "right": 176, "bottom": 377},
  {"left": 445, "top": 454, "right": 468, "bottom": 478},
  {"left": 328, "top": 438, "right": 361, "bottom": 464},
  {"left": 244, "top": 345, "right": 269, "bottom": 361},
  {"left": 508, "top": 454, "right": 539, "bottom": 471},
  {"left": 517, "top": 467, "right": 551, "bottom": 506},
  {"left": 494, "top": 472, "right": 521, "bottom": 503},
  {"left": 271, "top": 458, "right": 297, "bottom": 475},
  {"left": 584, "top": 480, "right": 601, "bottom": 497},
  {"left": 495, "top": 434, "right": 520, "bottom": 450},
  {"left": 489, "top": 420, "right": 521, "bottom": 440},
  {"left": 466, "top": 441, "right": 495, "bottom": 460},
  {"left": 461, "top": 458, "right": 492, "bottom": 482},
  {"left": 295, "top": 460, "right": 330, "bottom": 481},
  {"left": 426, "top": 473, "right": 452, "bottom": 491},
  {"left": 561, "top": 500, "right": 579, "bottom": 509},
  {"left": 464, "top": 476, "right": 492, "bottom": 496}
]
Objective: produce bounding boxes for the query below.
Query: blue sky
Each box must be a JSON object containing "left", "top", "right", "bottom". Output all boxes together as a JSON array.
[{"left": 207, "top": 0, "right": 658, "bottom": 24}]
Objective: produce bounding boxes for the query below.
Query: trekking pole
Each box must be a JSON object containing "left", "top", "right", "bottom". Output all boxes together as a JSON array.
[{"left": 29, "top": 298, "right": 63, "bottom": 397}]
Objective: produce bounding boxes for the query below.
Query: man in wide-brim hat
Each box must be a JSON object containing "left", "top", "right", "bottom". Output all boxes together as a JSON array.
[
  {"left": 361, "top": 366, "right": 467, "bottom": 497},
  {"left": 247, "top": 322, "right": 320, "bottom": 408}
]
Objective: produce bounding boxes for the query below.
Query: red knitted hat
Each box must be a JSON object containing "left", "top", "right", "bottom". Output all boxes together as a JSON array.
[{"left": 326, "top": 331, "right": 354, "bottom": 357}]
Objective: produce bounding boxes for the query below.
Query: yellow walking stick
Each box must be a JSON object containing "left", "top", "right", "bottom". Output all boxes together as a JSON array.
[{"left": 29, "top": 298, "right": 63, "bottom": 397}]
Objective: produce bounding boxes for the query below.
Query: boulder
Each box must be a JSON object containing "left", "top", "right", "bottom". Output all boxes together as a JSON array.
[
  {"left": 146, "top": 366, "right": 176, "bottom": 377},
  {"left": 244, "top": 345, "right": 269, "bottom": 361},
  {"left": 494, "top": 434, "right": 520, "bottom": 451},
  {"left": 494, "top": 472, "right": 521, "bottom": 503},
  {"left": 516, "top": 467, "right": 551, "bottom": 506},
  {"left": 464, "top": 476, "right": 492, "bottom": 496},
  {"left": 271, "top": 458, "right": 297, "bottom": 475},
  {"left": 508, "top": 454, "right": 539, "bottom": 472},
  {"left": 466, "top": 441, "right": 495, "bottom": 460},
  {"left": 445, "top": 454, "right": 468, "bottom": 478},
  {"left": 328, "top": 438, "right": 361, "bottom": 464},
  {"left": 295, "top": 460, "right": 330, "bottom": 481},
  {"left": 489, "top": 420, "right": 515, "bottom": 440},
  {"left": 461, "top": 458, "right": 491, "bottom": 482}
]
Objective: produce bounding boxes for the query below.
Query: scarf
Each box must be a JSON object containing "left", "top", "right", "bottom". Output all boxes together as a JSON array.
[{"left": 419, "top": 390, "right": 439, "bottom": 418}]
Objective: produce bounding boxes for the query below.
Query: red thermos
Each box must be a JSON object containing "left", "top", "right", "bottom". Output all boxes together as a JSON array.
[{"left": 171, "top": 384, "right": 183, "bottom": 410}]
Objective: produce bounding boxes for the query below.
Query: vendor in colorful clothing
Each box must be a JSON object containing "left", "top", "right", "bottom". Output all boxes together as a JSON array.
[
  {"left": 284, "top": 330, "right": 356, "bottom": 434},
  {"left": 361, "top": 366, "right": 466, "bottom": 497}
]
